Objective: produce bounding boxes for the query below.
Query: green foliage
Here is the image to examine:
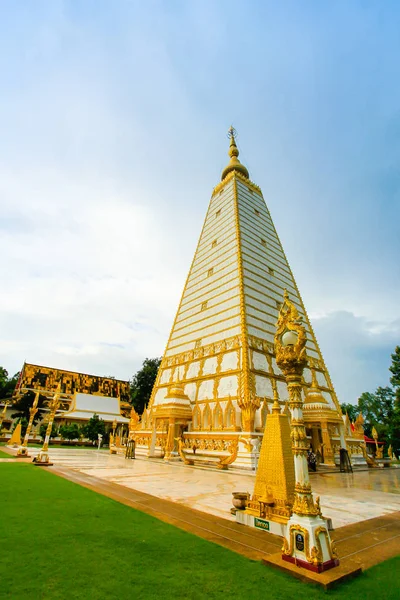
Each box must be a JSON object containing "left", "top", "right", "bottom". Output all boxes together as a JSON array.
[
  {"left": 389, "top": 346, "right": 400, "bottom": 401},
  {"left": 39, "top": 422, "right": 59, "bottom": 440},
  {"left": 340, "top": 402, "right": 358, "bottom": 423},
  {"left": 0, "top": 368, "right": 20, "bottom": 400},
  {"left": 356, "top": 347, "right": 400, "bottom": 455},
  {"left": 357, "top": 387, "right": 395, "bottom": 440},
  {"left": 11, "top": 390, "right": 46, "bottom": 424},
  {"left": 59, "top": 423, "right": 81, "bottom": 442},
  {"left": 81, "top": 414, "right": 106, "bottom": 442},
  {"left": 130, "top": 357, "right": 161, "bottom": 414}
]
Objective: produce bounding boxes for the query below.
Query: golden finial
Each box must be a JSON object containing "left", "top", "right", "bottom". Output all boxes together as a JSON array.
[
  {"left": 272, "top": 388, "right": 281, "bottom": 414},
  {"left": 311, "top": 368, "right": 318, "bottom": 389},
  {"left": 221, "top": 126, "right": 249, "bottom": 181}
]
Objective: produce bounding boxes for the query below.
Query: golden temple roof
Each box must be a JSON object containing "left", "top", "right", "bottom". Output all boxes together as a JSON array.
[{"left": 221, "top": 126, "right": 249, "bottom": 181}]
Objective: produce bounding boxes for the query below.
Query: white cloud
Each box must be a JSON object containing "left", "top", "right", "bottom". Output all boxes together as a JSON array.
[
  {"left": 0, "top": 2, "right": 399, "bottom": 402},
  {"left": 311, "top": 311, "right": 399, "bottom": 405}
]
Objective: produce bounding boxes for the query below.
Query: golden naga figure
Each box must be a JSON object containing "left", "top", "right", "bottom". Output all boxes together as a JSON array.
[
  {"left": 129, "top": 407, "right": 140, "bottom": 433},
  {"left": 274, "top": 290, "right": 307, "bottom": 376}
]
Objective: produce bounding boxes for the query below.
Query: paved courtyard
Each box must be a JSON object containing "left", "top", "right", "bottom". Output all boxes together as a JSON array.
[{"left": 24, "top": 447, "right": 400, "bottom": 529}]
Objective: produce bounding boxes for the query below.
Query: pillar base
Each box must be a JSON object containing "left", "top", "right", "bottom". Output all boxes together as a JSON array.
[
  {"left": 16, "top": 446, "right": 30, "bottom": 458},
  {"left": 282, "top": 514, "right": 339, "bottom": 572},
  {"left": 236, "top": 509, "right": 287, "bottom": 537},
  {"left": 33, "top": 451, "right": 53, "bottom": 466},
  {"left": 282, "top": 554, "right": 339, "bottom": 573}
]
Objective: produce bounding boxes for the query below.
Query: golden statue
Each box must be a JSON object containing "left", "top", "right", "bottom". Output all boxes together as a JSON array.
[
  {"left": 388, "top": 444, "right": 393, "bottom": 460},
  {"left": 353, "top": 413, "right": 365, "bottom": 436},
  {"left": 129, "top": 407, "right": 140, "bottom": 433}
]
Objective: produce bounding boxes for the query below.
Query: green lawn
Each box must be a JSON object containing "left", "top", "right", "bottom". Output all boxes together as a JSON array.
[
  {"left": 1, "top": 463, "right": 399, "bottom": 600},
  {"left": 0, "top": 449, "right": 12, "bottom": 458}
]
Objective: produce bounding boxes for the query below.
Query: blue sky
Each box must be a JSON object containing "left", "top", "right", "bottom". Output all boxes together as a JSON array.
[{"left": 0, "top": 1, "right": 399, "bottom": 404}]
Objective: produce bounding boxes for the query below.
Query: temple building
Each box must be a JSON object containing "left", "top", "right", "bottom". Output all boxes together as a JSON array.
[
  {"left": 2, "top": 363, "right": 130, "bottom": 442},
  {"left": 142, "top": 130, "right": 365, "bottom": 466}
]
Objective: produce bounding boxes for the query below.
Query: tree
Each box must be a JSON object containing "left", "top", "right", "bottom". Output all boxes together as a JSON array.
[
  {"left": 389, "top": 346, "right": 400, "bottom": 402},
  {"left": 340, "top": 403, "right": 358, "bottom": 423},
  {"left": 59, "top": 423, "right": 81, "bottom": 443},
  {"left": 11, "top": 391, "right": 46, "bottom": 425},
  {"left": 0, "top": 368, "right": 20, "bottom": 400},
  {"left": 81, "top": 414, "right": 106, "bottom": 443},
  {"left": 39, "top": 422, "right": 59, "bottom": 440},
  {"left": 130, "top": 357, "right": 161, "bottom": 415},
  {"left": 0, "top": 367, "right": 8, "bottom": 396},
  {"left": 357, "top": 387, "right": 395, "bottom": 442}
]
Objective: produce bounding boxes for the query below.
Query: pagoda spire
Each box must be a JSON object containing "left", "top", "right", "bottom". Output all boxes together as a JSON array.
[{"left": 221, "top": 126, "right": 249, "bottom": 181}]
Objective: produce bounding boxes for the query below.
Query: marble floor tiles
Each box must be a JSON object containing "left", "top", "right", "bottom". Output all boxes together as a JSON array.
[{"left": 28, "top": 447, "right": 400, "bottom": 529}]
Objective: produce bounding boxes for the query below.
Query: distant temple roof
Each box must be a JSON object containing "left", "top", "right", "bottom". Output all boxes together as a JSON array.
[
  {"left": 59, "top": 393, "right": 129, "bottom": 423},
  {"left": 364, "top": 436, "right": 384, "bottom": 444}
]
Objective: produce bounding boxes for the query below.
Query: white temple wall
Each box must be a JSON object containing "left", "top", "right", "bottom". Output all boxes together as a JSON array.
[
  {"left": 183, "top": 255, "right": 238, "bottom": 298},
  {"left": 167, "top": 318, "right": 241, "bottom": 354},
  {"left": 202, "top": 356, "right": 218, "bottom": 376},
  {"left": 303, "top": 368, "right": 312, "bottom": 384},
  {"left": 217, "top": 375, "right": 238, "bottom": 397},
  {"left": 255, "top": 374, "right": 274, "bottom": 398},
  {"left": 179, "top": 267, "right": 239, "bottom": 309},
  {"left": 160, "top": 368, "right": 172, "bottom": 384},
  {"left": 184, "top": 382, "right": 197, "bottom": 402},
  {"left": 173, "top": 304, "right": 241, "bottom": 336},
  {"left": 276, "top": 380, "right": 289, "bottom": 401},
  {"left": 220, "top": 351, "right": 238, "bottom": 372},
  {"left": 198, "top": 379, "right": 214, "bottom": 400},
  {"left": 316, "top": 371, "right": 329, "bottom": 387},
  {"left": 186, "top": 361, "right": 201, "bottom": 379},
  {"left": 251, "top": 351, "right": 269, "bottom": 372},
  {"left": 153, "top": 388, "right": 167, "bottom": 406},
  {"left": 271, "top": 357, "right": 279, "bottom": 374},
  {"left": 178, "top": 283, "right": 240, "bottom": 317}
]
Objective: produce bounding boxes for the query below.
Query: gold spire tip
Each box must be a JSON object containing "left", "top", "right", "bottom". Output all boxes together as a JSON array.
[{"left": 221, "top": 126, "right": 249, "bottom": 181}]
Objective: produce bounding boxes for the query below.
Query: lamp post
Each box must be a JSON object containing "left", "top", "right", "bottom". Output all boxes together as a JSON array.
[
  {"left": 275, "top": 291, "right": 338, "bottom": 572},
  {"left": 16, "top": 392, "right": 40, "bottom": 457},
  {"left": 34, "top": 388, "right": 61, "bottom": 466}
]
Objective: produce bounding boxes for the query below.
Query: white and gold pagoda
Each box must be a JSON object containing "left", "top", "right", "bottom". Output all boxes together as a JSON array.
[{"left": 136, "top": 128, "right": 359, "bottom": 467}]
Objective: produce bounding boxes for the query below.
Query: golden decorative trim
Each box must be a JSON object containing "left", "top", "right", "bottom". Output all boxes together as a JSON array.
[
  {"left": 213, "top": 169, "right": 262, "bottom": 197},
  {"left": 233, "top": 175, "right": 259, "bottom": 431}
]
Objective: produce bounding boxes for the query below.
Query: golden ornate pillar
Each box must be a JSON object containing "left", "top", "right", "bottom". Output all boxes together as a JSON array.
[
  {"left": 34, "top": 387, "right": 61, "bottom": 466},
  {"left": 0, "top": 400, "right": 10, "bottom": 432},
  {"left": 17, "top": 392, "right": 40, "bottom": 458},
  {"left": 164, "top": 417, "right": 176, "bottom": 461},
  {"left": 275, "top": 291, "right": 338, "bottom": 572},
  {"left": 320, "top": 421, "right": 335, "bottom": 465}
]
